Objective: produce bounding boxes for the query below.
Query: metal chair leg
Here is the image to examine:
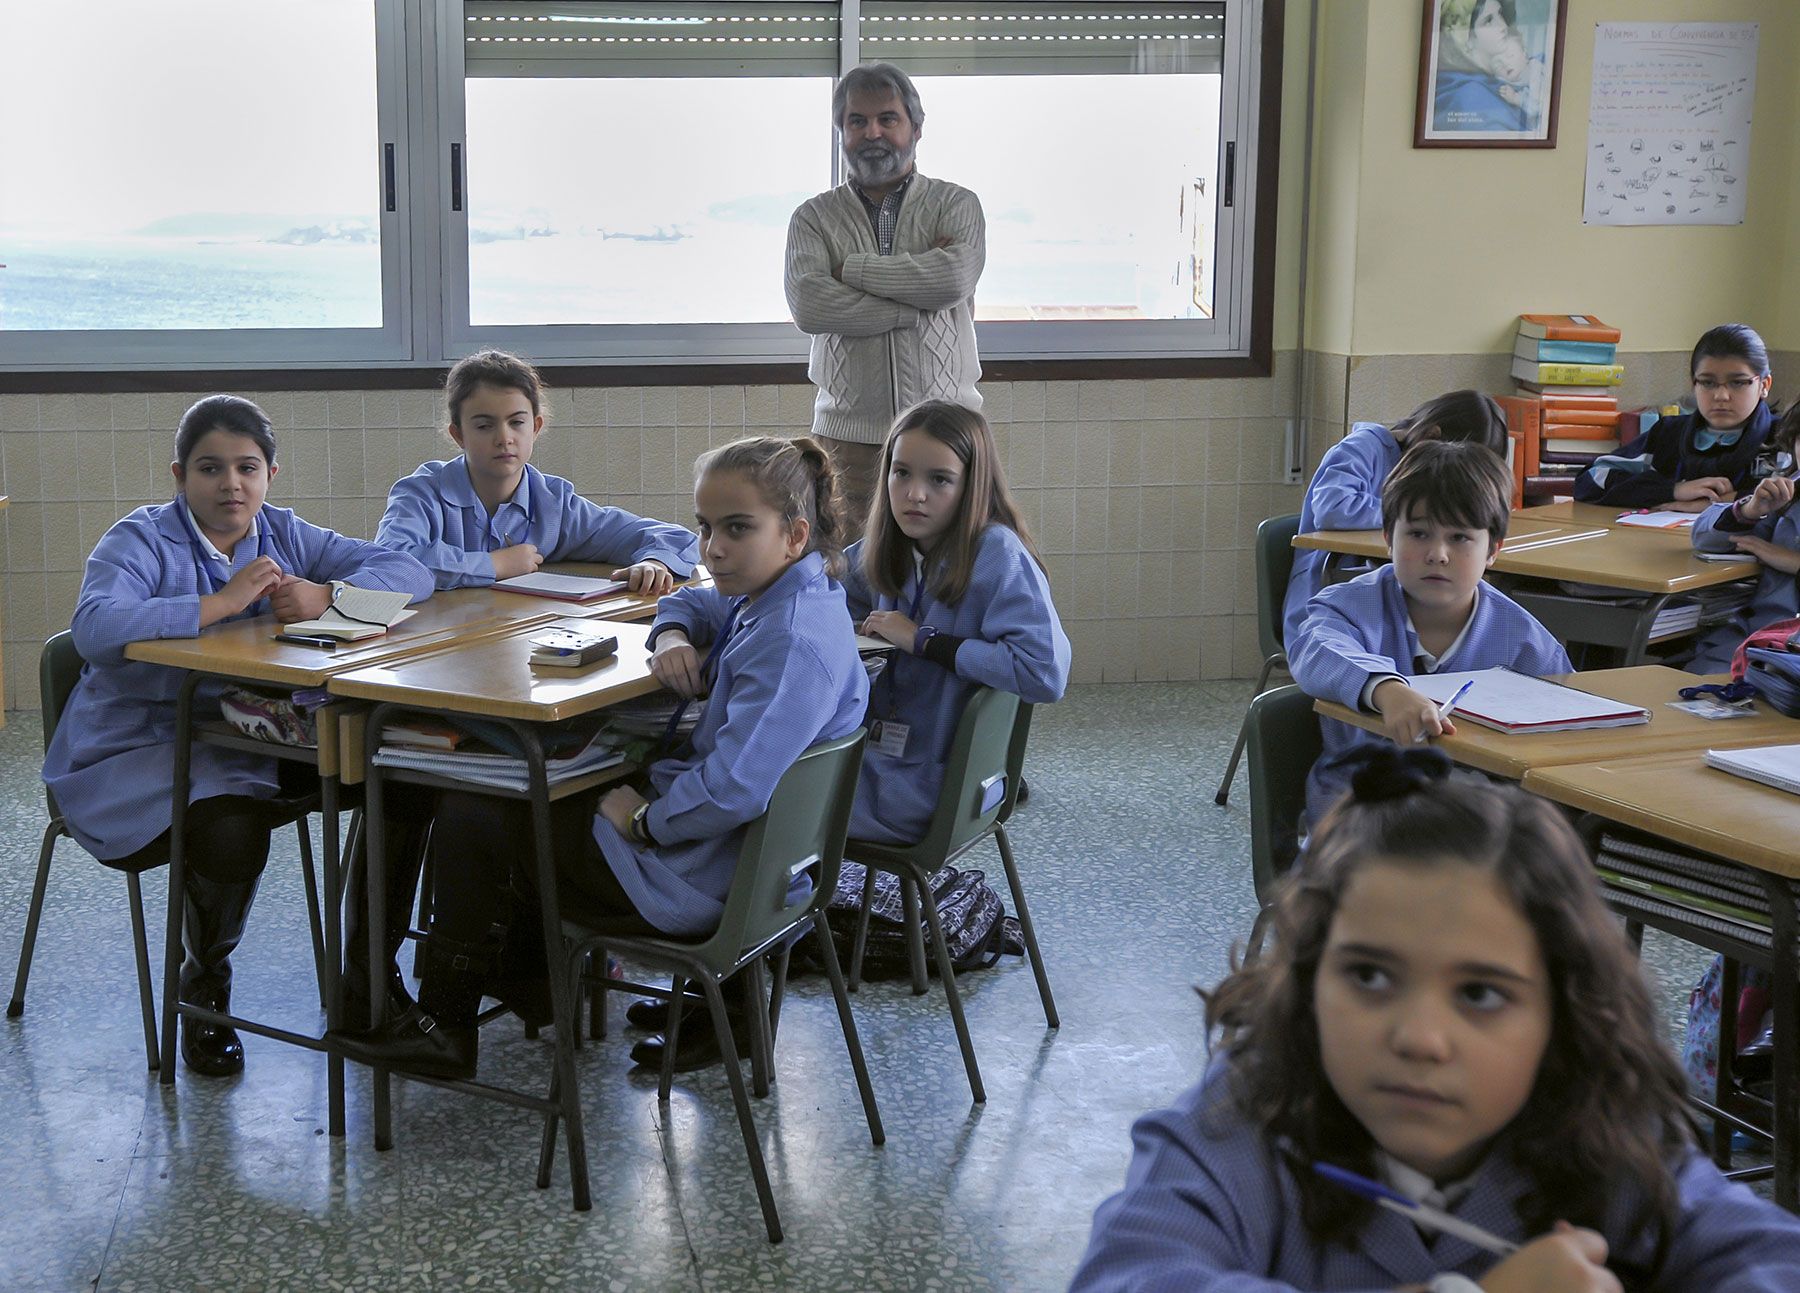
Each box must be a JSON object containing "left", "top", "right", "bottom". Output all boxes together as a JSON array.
[
  {"left": 994, "top": 826, "right": 1058, "bottom": 1029},
  {"left": 295, "top": 817, "right": 329, "bottom": 1011},
  {"left": 658, "top": 974, "right": 685, "bottom": 1104},
  {"left": 125, "top": 871, "right": 160, "bottom": 1070},
  {"left": 1215, "top": 656, "right": 1278, "bottom": 806},
  {"left": 536, "top": 1065, "right": 562, "bottom": 1189},
  {"left": 702, "top": 973, "right": 782, "bottom": 1243},
  {"left": 916, "top": 872, "right": 985, "bottom": 1104},
  {"left": 899, "top": 875, "right": 929, "bottom": 996},
  {"left": 7, "top": 822, "right": 59, "bottom": 1019},
  {"left": 768, "top": 945, "right": 791, "bottom": 1047},
  {"left": 744, "top": 960, "right": 772, "bottom": 1098},
  {"left": 588, "top": 948, "right": 608, "bottom": 1040},
  {"left": 848, "top": 867, "right": 876, "bottom": 991},
  {"left": 811, "top": 912, "right": 884, "bottom": 1146}
]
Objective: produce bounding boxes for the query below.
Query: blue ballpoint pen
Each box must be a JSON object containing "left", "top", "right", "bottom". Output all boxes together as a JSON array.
[
  {"left": 1436, "top": 679, "right": 1475, "bottom": 725},
  {"left": 1311, "top": 1161, "right": 1518, "bottom": 1256}
]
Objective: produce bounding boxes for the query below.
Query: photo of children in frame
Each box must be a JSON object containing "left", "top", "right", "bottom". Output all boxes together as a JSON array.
[{"left": 1416, "top": 0, "right": 1567, "bottom": 148}]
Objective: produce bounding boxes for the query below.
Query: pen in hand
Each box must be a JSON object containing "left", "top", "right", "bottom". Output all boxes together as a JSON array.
[
  {"left": 1311, "top": 1161, "right": 1518, "bottom": 1256},
  {"left": 1436, "top": 679, "right": 1474, "bottom": 725}
]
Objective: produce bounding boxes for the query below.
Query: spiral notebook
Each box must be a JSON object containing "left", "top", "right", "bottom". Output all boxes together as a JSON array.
[
  {"left": 1403, "top": 669, "right": 1650, "bottom": 734},
  {"left": 1703, "top": 744, "right": 1800, "bottom": 796}
]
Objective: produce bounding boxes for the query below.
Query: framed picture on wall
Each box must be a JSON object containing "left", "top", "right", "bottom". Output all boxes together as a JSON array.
[{"left": 1415, "top": 0, "right": 1568, "bottom": 148}]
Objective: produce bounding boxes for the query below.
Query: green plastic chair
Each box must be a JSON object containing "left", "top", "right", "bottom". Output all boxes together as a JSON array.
[
  {"left": 565, "top": 730, "right": 882, "bottom": 1244},
  {"left": 843, "top": 686, "right": 1057, "bottom": 1105},
  {"left": 1244, "top": 684, "right": 1322, "bottom": 956},
  {"left": 8, "top": 632, "right": 333, "bottom": 1068},
  {"left": 1215, "top": 513, "right": 1303, "bottom": 806}
]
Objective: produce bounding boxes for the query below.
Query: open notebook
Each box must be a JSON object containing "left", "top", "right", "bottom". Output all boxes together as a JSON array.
[
  {"left": 1703, "top": 744, "right": 1800, "bottom": 796},
  {"left": 281, "top": 584, "right": 415, "bottom": 642},
  {"left": 1404, "top": 669, "right": 1650, "bottom": 733}
]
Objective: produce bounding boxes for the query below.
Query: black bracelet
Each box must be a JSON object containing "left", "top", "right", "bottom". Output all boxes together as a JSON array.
[{"left": 920, "top": 632, "right": 966, "bottom": 670}]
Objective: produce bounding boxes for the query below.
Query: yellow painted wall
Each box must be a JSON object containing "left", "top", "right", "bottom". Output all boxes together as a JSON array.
[{"left": 1299, "top": 0, "right": 1796, "bottom": 357}]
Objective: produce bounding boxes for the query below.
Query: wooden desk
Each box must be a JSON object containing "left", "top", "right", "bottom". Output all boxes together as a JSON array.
[
  {"left": 1291, "top": 519, "right": 1602, "bottom": 563},
  {"left": 1489, "top": 526, "right": 1756, "bottom": 594},
  {"left": 1513, "top": 500, "right": 1655, "bottom": 530},
  {"left": 502, "top": 563, "right": 714, "bottom": 625},
  {"left": 1524, "top": 750, "right": 1800, "bottom": 1208},
  {"left": 1314, "top": 666, "right": 1800, "bottom": 781},
  {"left": 328, "top": 616, "right": 663, "bottom": 1206}
]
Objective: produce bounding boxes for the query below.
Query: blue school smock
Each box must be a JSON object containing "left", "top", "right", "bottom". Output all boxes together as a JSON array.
[
  {"left": 1690, "top": 492, "right": 1800, "bottom": 673},
  {"left": 1288, "top": 563, "right": 1570, "bottom": 825},
  {"left": 1070, "top": 1062, "right": 1800, "bottom": 1293},
  {"left": 376, "top": 458, "right": 700, "bottom": 591},
  {"left": 588, "top": 552, "right": 867, "bottom": 935},
  {"left": 1574, "top": 404, "right": 1775, "bottom": 508},
  {"left": 41, "top": 501, "right": 434, "bottom": 862},
  {"left": 841, "top": 525, "right": 1071, "bottom": 844},
  {"left": 1281, "top": 421, "right": 1400, "bottom": 648}
]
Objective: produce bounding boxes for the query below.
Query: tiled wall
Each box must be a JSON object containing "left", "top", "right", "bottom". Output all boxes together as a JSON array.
[{"left": 0, "top": 346, "right": 1767, "bottom": 710}]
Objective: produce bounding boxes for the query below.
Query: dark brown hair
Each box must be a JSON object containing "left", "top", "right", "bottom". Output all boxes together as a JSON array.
[
  {"left": 444, "top": 349, "right": 547, "bottom": 429},
  {"left": 696, "top": 435, "right": 847, "bottom": 578},
  {"left": 1390, "top": 390, "right": 1509, "bottom": 454},
  {"left": 862, "top": 400, "right": 1044, "bottom": 605},
  {"left": 1203, "top": 770, "right": 1695, "bottom": 1254},
  {"left": 175, "top": 394, "right": 277, "bottom": 468},
  {"left": 1691, "top": 323, "right": 1770, "bottom": 379},
  {"left": 1380, "top": 439, "right": 1513, "bottom": 544}
]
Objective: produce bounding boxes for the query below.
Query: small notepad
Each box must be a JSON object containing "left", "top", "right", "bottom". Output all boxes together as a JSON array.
[
  {"left": 1403, "top": 669, "right": 1650, "bottom": 733},
  {"left": 282, "top": 584, "right": 415, "bottom": 641},
  {"left": 1703, "top": 744, "right": 1800, "bottom": 796},
  {"left": 1616, "top": 511, "right": 1696, "bottom": 529}
]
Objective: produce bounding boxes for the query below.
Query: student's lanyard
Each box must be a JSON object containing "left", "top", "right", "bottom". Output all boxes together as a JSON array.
[
  {"left": 658, "top": 601, "right": 744, "bottom": 752},
  {"left": 877, "top": 571, "right": 931, "bottom": 719},
  {"left": 474, "top": 460, "right": 532, "bottom": 550},
  {"left": 180, "top": 503, "right": 269, "bottom": 604}
]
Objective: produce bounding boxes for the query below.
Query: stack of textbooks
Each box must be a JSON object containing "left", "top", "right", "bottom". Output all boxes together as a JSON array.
[
  {"left": 374, "top": 721, "right": 625, "bottom": 793},
  {"left": 1498, "top": 314, "right": 1629, "bottom": 503}
]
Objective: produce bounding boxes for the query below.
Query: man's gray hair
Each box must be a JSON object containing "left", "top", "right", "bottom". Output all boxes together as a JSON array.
[{"left": 832, "top": 62, "right": 925, "bottom": 132}]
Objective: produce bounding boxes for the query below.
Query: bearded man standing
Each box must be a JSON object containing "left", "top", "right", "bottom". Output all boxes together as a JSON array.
[{"left": 783, "top": 62, "right": 987, "bottom": 531}]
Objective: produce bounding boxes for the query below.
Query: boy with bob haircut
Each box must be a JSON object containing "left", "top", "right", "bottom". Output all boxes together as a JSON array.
[{"left": 1288, "top": 440, "right": 1571, "bottom": 823}]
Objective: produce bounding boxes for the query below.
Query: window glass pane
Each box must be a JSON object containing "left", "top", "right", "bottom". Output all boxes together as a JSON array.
[
  {"left": 464, "top": 76, "right": 831, "bottom": 326},
  {"left": 0, "top": 0, "right": 382, "bottom": 333},
  {"left": 912, "top": 73, "right": 1221, "bottom": 323}
]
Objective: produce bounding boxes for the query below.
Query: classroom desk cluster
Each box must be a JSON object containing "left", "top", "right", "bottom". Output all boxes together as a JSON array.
[
  {"left": 1318, "top": 663, "right": 1800, "bottom": 1208},
  {"left": 121, "top": 570, "right": 694, "bottom": 1181},
  {"left": 1294, "top": 501, "right": 1760, "bottom": 665}
]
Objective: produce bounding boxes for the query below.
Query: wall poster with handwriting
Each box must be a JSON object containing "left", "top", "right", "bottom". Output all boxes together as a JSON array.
[{"left": 1583, "top": 22, "right": 1758, "bottom": 227}]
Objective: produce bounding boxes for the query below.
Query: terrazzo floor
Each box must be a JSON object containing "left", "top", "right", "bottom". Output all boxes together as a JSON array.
[{"left": 0, "top": 683, "right": 1735, "bottom": 1290}]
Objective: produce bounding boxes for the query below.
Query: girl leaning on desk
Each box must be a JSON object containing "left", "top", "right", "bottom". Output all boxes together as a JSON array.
[{"left": 40, "top": 396, "right": 434, "bottom": 1078}]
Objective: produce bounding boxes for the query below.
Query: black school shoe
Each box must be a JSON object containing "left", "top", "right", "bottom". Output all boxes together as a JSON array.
[
  {"left": 629, "top": 1018, "right": 755, "bottom": 1073},
  {"left": 624, "top": 991, "right": 705, "bottom": 1031},
  {"left": 330, "top": 1004, "right": 477, "bottom": 1081}
]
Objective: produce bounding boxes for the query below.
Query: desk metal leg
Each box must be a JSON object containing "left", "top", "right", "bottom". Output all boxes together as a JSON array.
[
  {"left": 323, "top": 775, "right": 345, "bottom": 1138},
  {"left": 518, "top": 722, "right": 592, "bottom": 1211},
  {"left": 159, "top": 673, "right": 202, "bottom": 1084},
  {"left": 1763, "top": 873, "right": 1798, "bottom": 1211},
  {"left": 367, "top": 704, "right": 394, "bottom": 1152}
]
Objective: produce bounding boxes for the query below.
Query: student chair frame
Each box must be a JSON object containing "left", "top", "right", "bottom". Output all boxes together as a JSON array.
[
  {"left": 7, "top": 631, "right": 333, "bottom": 1067},
  {"left": 1243, "top": 684, "right": 1322, "bottom": 958},
  {"left": 566, "top": 730, "right": 883, "bottom": 1243},
  {"left": 842, "top": 686, "right": 1058, "bottom": 1105},
  {"left": 1215, "top": 513, "right": 1303, "bottom": 806}
]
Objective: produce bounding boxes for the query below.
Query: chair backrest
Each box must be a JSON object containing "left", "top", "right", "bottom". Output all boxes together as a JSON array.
[
  {"left": 1256, "top": 513, "right": 1303, "bottom": 659},
  {"left": 39, "top": 631, "right": 85, "bottom": 819},
  {"left": 992, "top": 700, "right": 1034, "bottom": 829},
  {"left": 1245, "top": 684, "right": 1321, "bottom": 908},
  {"left": 695, "top": 729, "right": 867, "bottom": 970},
  {"left": 912, "top": 685, "right": 1022, "bottom": 859}
]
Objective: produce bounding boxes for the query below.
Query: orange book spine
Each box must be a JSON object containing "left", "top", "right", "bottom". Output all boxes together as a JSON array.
[
  {"left": 1541, "top": 421, "right": 1619, "bottom": 441},
  {"left": 1518, "top": 313, "right": 1623, "bottom": 343},
  {"left": 1542, "top": 406, "right": 1619, "bottom": 426},
  {"left": 1493, "top": 395, "right": 1542, "bottom": 482}
]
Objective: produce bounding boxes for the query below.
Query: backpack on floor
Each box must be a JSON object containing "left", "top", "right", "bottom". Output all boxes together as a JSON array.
[{"left": 804, "top": 860, "right": 1022, "bottom": 979}]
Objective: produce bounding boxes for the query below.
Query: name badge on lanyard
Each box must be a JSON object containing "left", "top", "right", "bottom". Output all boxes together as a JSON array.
[{"left": 870, "top": 571, "right": 929, "bottom": 757}]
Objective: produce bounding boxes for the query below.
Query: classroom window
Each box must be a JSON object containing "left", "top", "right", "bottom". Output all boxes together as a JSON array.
[
  {"left": 0, "top": 0, "right": 411, "bottom": 367},
  {"left": 0, "top": 0, "right": 1274, "bottom": 374}
]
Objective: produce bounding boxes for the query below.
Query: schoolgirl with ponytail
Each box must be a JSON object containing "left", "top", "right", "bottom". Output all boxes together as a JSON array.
[
  {"left": 335, "top": 435, "right": 869, "bottom": 1078},
  {"left": 846, "top": 400, "right": 1070, "bottom": 843},
  {"left": 1073, "top": 748, "right": 1800, "bottom": 1292}
]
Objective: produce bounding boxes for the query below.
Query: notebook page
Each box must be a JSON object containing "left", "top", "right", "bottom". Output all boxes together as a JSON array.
[
  {"left": 494, "top": 572, "right": 629, "bottom": 599},
  {"left": 1403, "top": 669, "right": 1649, "bottom": 731},
  {"left": 1616, "top": 511, "right": 1696, "bottom": 529},
  {"left": 330, "top": 584, "right": 413, "bottom": 625}
]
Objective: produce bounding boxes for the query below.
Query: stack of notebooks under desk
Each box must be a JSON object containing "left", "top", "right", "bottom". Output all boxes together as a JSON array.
[{"left": 1592, "top": 832, "right": 1774, "bottom": 949}]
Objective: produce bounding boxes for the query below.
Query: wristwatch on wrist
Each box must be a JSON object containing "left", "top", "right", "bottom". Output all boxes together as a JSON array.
[
  {"left": 913, "top": 624, "right": 938, "bottom": 656},
  {"left": 629, "top": 802, "right": 655, "bottom": 846},
  {"left": 1427, "top": 1275, "right": 1483, "bottom": 1293}
]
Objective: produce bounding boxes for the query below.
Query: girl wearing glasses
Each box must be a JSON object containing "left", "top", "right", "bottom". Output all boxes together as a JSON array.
[{"left": 1575, "top": 323, "right": 1776, "bottom": 511}]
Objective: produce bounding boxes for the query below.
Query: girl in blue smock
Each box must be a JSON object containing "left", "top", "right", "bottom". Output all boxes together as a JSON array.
[
  {"left": 844, "top": 400, "right": 1070, "bottom": 844},
  {"left": 1282, "top": 390, "right": 1509, "bottom": 648},
  {"left": 42, "top": 395, "right": 434, "bottom": 1077},
  {"left": 335, "top": 435, "right": 868, "bottom": 1080},
  {"left": 1072, "top": 748, "right": 1800, "bottom": 1293},
  {"left": 377, "top": 349, "right": 700, "bottom": 592}
]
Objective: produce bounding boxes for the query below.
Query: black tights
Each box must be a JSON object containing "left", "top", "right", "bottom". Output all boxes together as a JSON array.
[
  {"left": 428, "top": 787, "right": 649, "bottom": 947},
  {"left": 108, "top": 795, "right": 278, "bottom": 884}
]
